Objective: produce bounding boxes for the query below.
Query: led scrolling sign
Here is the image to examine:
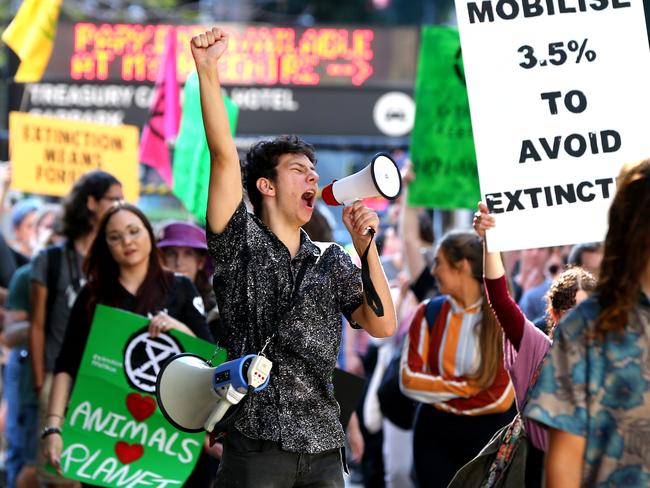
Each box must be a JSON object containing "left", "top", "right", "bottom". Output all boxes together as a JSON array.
[{"left": 69, "top": 23, "right": 376, "bottom": 86}]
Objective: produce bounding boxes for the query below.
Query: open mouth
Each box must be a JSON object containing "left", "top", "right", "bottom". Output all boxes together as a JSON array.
[{"left": 301, "top": 190, "right": 316, "bottom": 209}]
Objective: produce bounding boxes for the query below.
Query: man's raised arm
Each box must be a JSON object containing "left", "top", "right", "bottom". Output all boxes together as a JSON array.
[{"left": 190, "top": 27, "right": 242, "bottom": 233}]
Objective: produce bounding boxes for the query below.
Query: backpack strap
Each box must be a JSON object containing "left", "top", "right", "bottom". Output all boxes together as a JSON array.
[
  {"left": 63, "top": 242, "right": 82, "bottom": 294},
  {"left": 44, "top": 244, "right": 64, "bottom": 330},
  {"left": 424, "top": 295, "right": 447, "bottom": 331}
]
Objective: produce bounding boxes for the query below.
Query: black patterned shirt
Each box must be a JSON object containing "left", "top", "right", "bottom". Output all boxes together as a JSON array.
[{"left": 207, "top": 202, "right": 364, "bottom": 453}]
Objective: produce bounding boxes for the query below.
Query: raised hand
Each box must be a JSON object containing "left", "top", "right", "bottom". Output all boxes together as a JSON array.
[
  {"left": 343, "top": 200, "right": 380, "bottom": 252},
  {"left": 473, "top": 201, "right": 495, "bottom": 240},
  {"left": 190, "top": 27, "right": 229, "bottom": 71}
]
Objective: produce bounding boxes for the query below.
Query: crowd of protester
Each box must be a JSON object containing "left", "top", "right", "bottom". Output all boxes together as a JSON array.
[
  {"left": 0, "top": 153, "right": 647, "bottom": 488},
  {"left": 0, "top": 165, "right": 220, "bottom": 488}
]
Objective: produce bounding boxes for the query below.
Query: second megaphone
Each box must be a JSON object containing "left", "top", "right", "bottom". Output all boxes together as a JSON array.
[
  {"left": 155, "top": 353, "right": 272, "bottom": 433},
  {"left": 321, "top": 153, "right": 402, "bottom": 206}
]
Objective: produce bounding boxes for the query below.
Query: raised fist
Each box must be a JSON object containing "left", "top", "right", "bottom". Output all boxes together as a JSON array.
[{"left": 190, "top": 27, "right": 229, "bottom": 70}]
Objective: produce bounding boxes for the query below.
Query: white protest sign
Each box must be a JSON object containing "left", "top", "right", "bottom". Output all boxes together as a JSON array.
[{"left": 453, "top": 0, "right": 650, "bottom": 251}]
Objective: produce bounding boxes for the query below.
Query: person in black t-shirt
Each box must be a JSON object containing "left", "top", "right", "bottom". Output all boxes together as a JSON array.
[{"left": 41, "top": 202, "right": 212, "bottom": 481}]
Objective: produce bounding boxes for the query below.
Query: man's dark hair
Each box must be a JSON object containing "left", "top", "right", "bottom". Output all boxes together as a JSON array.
[
  {"left": 242, "top": 135, "right": 316, "bottom": 217},
  {"left": 61, "top": 170, "right": 121, "bottom": 241},
  {"left": 567, "top": 242, "right": 602, "bottom": 267}
]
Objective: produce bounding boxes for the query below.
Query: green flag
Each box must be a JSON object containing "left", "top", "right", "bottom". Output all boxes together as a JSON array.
[
  {"left": 172, "top": 71, "right": 239, "bottom": 224},
  {"left": 408, "top": 26, "right": 480, "bottom": 209},
  {"left": 53, "top": 305, "right": 226, "bottom": 487}
]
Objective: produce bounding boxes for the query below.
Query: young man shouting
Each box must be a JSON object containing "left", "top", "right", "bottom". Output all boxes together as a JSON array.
[{"left": 191, "top": 27, "right": 396, "bottom": 487}]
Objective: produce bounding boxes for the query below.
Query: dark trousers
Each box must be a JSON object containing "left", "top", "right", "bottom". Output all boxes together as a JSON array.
[
  {"left": 215, "top": 430, "right": 344, "bottom": 488},
  {"left": 525, "top": 445, "right": 544, "bottom": 488},
  {"left": 183, "top": 450, "right": 219, "bottom": 487},
  {"left": 412, "top": 403, "right": 516, "bottom": 488}
]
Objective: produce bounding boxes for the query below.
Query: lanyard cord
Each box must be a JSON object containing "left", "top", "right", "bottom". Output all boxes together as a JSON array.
[{"left": 360, "top": 228, "right": 384, "bottom": 317}]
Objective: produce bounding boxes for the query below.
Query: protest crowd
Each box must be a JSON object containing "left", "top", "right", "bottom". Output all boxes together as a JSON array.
[
  {"left": 0, "top": 145, "right": 647, "bottom": 488},
  {"left": 0, "top": 2, "right": 649, "bottom": 488}
]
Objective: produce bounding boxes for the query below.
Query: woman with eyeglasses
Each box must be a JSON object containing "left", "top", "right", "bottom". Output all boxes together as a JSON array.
[{"left": 41, "top": 202, "right": 213, "bottom": 482}]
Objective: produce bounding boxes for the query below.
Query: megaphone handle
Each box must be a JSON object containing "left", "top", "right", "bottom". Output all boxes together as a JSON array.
[
  {"left": 205, "top": 400, "right": 232, "bottom": 433},
  {"left": 360, "top": 228, "right": 385, "bottom": 317}
]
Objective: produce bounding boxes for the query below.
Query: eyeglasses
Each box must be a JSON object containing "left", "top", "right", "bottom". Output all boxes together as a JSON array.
[{"left": 106, "top": 226, "right": 144, "bottom": 246}]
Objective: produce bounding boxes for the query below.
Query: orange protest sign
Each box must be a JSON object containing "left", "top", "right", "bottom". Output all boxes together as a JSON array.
[{"left": 9, "top": 112, "right": 139, "bottom": 201}]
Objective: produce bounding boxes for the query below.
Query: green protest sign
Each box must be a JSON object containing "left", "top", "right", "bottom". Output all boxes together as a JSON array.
[
  {"left": 409, "top": 26, "right": 480, "bottom": 210},
  {"left": 55, "top": 305, "right": 225, "bottom": 487}
]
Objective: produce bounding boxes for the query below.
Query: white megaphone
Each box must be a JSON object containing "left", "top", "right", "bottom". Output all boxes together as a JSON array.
[
  {"left": 321, "top": 153, "right": 402, "bottom": 206},
  {"left": 156, "top": 353, "right": 272, "bottom": 433}
]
